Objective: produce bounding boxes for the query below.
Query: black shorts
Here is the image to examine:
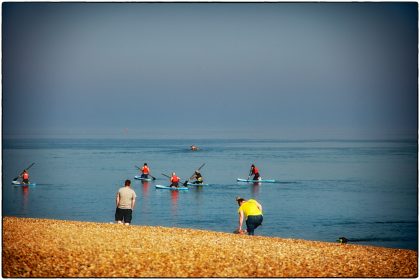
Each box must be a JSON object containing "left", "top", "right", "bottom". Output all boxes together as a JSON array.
[
  {"left": 246, "top": 215, "right": 263, "bottom": 235},
  {"left": 115, "top": 208, "right": 133, "bottom": 223}
]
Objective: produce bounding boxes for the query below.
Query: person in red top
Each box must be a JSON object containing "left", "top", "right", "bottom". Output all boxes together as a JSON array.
[
  {"left": 170, "top": 172, "right": 181, "bottom": 188},
  {"left": 140, "top": 163, "right": 150, "bottom": 179},
  {"left": 20, "top": 169, "right": 30, "bottom": 184},
  {"left": 249, "top": 164, "right": 261, "bottom": 181}
]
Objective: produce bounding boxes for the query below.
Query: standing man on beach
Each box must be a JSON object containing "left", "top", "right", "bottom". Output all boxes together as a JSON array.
[
  {"left": 115, "top": 179, "right": 136, "bottom": 225},
  {"left": 236, "top": 197, "right": 263, "bottom": 235}
]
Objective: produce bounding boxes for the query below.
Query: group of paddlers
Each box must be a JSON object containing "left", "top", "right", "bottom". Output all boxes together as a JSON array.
[{"left": 115, "top": 163, "right": 264, "bottom": 235}]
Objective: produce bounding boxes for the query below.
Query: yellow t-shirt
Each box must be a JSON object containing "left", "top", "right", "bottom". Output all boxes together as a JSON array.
[{"left": 238, "top": 199, "right": 262, "bottom": 217}]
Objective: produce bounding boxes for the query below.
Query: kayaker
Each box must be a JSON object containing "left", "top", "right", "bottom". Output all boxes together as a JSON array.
[
  {"left": 170, "top": 172, "right": 181, "bottom": 188},
  {"left": 140, "top": 163, "right": 150, "bottom": 179},
  {"left": 249, "top": 164, "right": 261, "bottom": 181},
  {"left": 235, "top": 196, "right": 263, "bottom": 236},
  {"left": 19, "top": 169, "right": 30, "bottom": 184},
  {"left": 115, "top": 179, "right": 137, "bottom": 225},
  {"left": 190, "top": 170, "right": 204, "bottom": 184}
]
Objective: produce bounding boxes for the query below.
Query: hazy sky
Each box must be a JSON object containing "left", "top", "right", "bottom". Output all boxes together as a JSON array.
[{"left": 2, "top": 3, "right": 418, "bottom": 139}]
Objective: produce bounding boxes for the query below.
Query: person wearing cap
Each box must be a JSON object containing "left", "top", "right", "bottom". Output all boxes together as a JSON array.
[
  {"left": 236, "top": 197, "right": 263, "bottom": 235},
  {"left": 190, "top": 170, "right": 204, "bottom": 184},
  {"left": 115, "top": 179, "right": 137, "bottom": 225}
]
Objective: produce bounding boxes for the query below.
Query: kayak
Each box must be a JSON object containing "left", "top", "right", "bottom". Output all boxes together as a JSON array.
[
  {"left": 237, "top": 178, "right": 276, "bottom": 183},
  {"left": 134, "top": 175, "right": 153, "bottom": 181},
  {"left": 12, "top": 181, "right": 36, "bottom": 187},
  {"left": 186, "top": 182, "right": 209, "bottom": 186},
  {"left": 155, "top": 184, "right": 189, "bottom": 191}
]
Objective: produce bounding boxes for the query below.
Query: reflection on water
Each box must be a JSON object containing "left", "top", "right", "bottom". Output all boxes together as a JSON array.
[
  {"left": 139, "top": 181, "right": 150, "bottom": 214},
  {"left": 169, "top": 191, "right": 179, "bottom": 215},
  {"left": 251, "top": 182, "right": 261, "bottom": 196},
  {"left": 21, "top": 186, "right": 29, "bottom": 214},
  {"left": 192, "top": 185, "right": 204, "bottom": 198},
  {"left": 141, "top": 181, "right": 150, "bottom": 198}
]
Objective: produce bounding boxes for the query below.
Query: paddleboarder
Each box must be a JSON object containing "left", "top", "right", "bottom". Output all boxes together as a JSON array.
[
  {"left": 249, "top": 164, "right": 261, "bottom": 181},
  {"left": 115, "top": 179, "right": 137, "bottom": 225},
  {"left": 19, "top": 169, "right": 30, "bottom": 184},
  {"left": 140, "top": 163, "right": 151, "bottom": 179},
  {"left": 170, "top": 172, "right": 181, "bottom": 188},
  {"left": 190, "top": 170, "right": 204, "bottom": 185},
  {"left": 235, "top": 196, "right": 263, "bottom": 236}
]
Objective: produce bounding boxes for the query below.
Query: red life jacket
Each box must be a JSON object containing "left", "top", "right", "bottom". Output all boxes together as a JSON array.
[
  {"left": 22, "top": 172, "right": 29, "bottom": 180},
  {"left": 142, "top": 166, "right": 150, "bottom": 174},
  {"left": 253, "top": 167, "right": 259, "bottom": 174},
  {"left": 171, "top": 176, "right": 180, "bottom": 183}
]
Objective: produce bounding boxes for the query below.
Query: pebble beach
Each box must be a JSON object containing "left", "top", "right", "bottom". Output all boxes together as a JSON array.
[{"left": 2, "top": 216, "right": 417, "bottom": 277}]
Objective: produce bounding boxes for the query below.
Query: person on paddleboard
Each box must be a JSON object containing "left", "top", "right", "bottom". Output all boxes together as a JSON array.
[
  {"left": 115, "top": 179, "right": 137, "bottom": 225},
  {"left": 190, "top": 170, "right": 204, "bottom": 184},
  {"left": 249, "top": 164, "right": 261, "bottom": 181},
  {"left": 235, "top": 196, "right": 263, "bottom": 236},
  {"left": 19, "top": 169, "right": 30, "bottom": 184},
  {"left": 140, "top": 163, "right": 150, "bottom": 179},
  {"left": 170, "top": 172, "right": 181, "bottom": 188}
]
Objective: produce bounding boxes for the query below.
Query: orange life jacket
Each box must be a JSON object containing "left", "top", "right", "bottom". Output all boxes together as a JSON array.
[
  {"left": 142, "top": 166, "right": 150, "bottom": 174},
  {"left": 22, "top": 172, "right": 29, "bottom": 180},
  {"left": 171, "top": 176, "right": 180, "bottom": 183}
]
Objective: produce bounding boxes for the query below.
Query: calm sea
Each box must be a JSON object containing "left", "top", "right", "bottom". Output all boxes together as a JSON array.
[{"left": 2, "top": 138, "right": 418, "bottom": 250}]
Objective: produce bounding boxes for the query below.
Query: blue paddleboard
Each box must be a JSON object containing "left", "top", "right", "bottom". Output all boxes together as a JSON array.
[
  {"left": 134, "top": 175, "right": 153, "bottom": 181},
  {"left": 155, "top": 184, "right": 189, "bottom": 191},
  {"left": 237, "top": 178, "right": 276, "bottom": 183},
  {"left": 12, "top": 181, "right": 36, "bottom": 187},
  {"left": 186, "top": 182, "right": 209, "bottom": 186}
]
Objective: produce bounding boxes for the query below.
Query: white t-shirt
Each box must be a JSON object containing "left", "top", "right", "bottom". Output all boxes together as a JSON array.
[{"left": 117, "top": 187, "right": 136, "bottom": 209}]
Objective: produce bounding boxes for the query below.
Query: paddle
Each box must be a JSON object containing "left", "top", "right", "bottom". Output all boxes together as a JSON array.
[
  {"left": 183, "top": 163, "right": 206, "bottom": 186},
  {"left": 247, "top": 166, "right": 252, "bottom": 180},
  {"left": 161, "top": 173, "right": 171, "bottom": 179},
  {"left": 135, "top": 165, "right": 156, "bottom": 180},
  {"left": 13, "top": 162, "right": 35, "bottom": 181}
]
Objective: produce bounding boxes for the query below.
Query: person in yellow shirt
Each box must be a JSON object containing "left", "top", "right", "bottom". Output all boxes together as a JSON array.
[{"left": 236, "top": 196, "right": 263, "bottom": 235}]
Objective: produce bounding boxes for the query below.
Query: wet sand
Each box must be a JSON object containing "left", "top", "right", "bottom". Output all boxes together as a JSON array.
[{"left": 2, "top": 217, "right": 417, "bottom": 277}]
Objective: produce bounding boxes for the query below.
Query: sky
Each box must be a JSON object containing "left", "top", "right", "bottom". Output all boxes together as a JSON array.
[{"left": 2, "top": 3, "right": 418, "bottom": 139}]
